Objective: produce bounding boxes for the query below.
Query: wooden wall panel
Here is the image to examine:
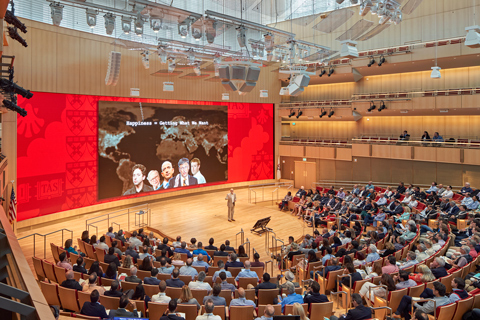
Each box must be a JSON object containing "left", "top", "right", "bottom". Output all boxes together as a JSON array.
[
  {"left": 412, "top": 162, "right": 437, "bottom": 186},
  {"left": 372, "top": 145, "right": 391, "bottom": 158},
  {"left": 352, "top": 144, "right": 371, "bottom": 157},
  {"left": 445, "top": 116, "right": 470, "bottom": 139},
  {"left": 464, "top": 149, "right": 480, "bottom": 165},
  {"left": 351, "top": 157, "right": 371, "bottom": 182},
  {"left": 436, "top": 148, "right": 461, "bottom": 163},
  {"left": 437, "top": 163, "right": 463, "bottom": 187},
  {"left": 390, "top": 160, "right": 413, "bottom": 184},
  {"left": 319, "top": 147, "right": 335, "bottom": 159},
  {"left": 31, "top": 29, "right": 57, "bottom": 92},
  {"left": 336, "top": 148, "right": 352, "bottom": 161},
  {"left": 371, "top": 158, "right": 391, "bottom": 183},
  {"left": 335, "top": 160, "right": 353, "bottom": 182},
  {"left": 391, "top": 146, "right": 412, "bottom": 160},
  {"left": 56, "top": 33, "right": 80, "bottom": 94},
  {"left": 305, "top": 146, "right": 319, "bottom": 158},
  {"left": 414, "top": 147, "right": 437, "bottom": 162},
  {"left": 290, "top": 146, "right": 305, "bottom": 157},
  {"left": 279, "top": 145, "right": 291, "bottom": 156},
  {"left": 318, "top": 160, "right": 336, "bottom": 181},
  {"left": 463, "top": 165, "right": 480, "bottom": 186}
]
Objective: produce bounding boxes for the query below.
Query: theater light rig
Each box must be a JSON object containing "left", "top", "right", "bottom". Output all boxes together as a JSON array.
[{"left": 0, "top": 57, "right": 32, "bottom": 117}]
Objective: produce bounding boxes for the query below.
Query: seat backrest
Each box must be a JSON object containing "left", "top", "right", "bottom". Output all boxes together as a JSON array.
[
  {"left": 284, "top": 303, "right": 308, "bottom": 315},
  {"left": 408, "top": 284, "right": 425, "bottom": 297},
  {"left": 40, "top": 281, "right": 61, "bottom": 306},
  {"left": 148, "top": 302, "right": 169, "bottom": 320},
  {"left": 220, "top": 290, "right": 234, "bottom": 306},
  {"left": 179, "top": 275, "right": 192, "bottom": 285},
  {"left": 388, "top": 288, "right": 408, "bottom": 313},
  {"left": 157, "top": 273, "right": 171, "bottom": 281},
  {"left": 234, "top": 288, "right": 256, "bottom": 302},
  {"left": 373, "top": 296, "right": 387, "bottom": 320},
  {"left": 190, "top": 289, "right": 208, "bottom": 304},
  {"left": 473, "top": 293, "right": 480, "bottom": 309},
  {"left": 77, "top": 290, "right": 92, "bottom": 310},
  {"left": 228, "top": 267, "right": 243, "bottom": 278},
  {"left": 96, "top": 248, "right": 106, "bottom": 262},
  {"left": 121, "top": 281, "right": 139, "bottom": 292},
  {"left": 452, "top": 296, "right": 474, "bottom": 320},
  {"left": 84, "top": 257, "right": 95, "bottom": 270},
  {"left": 258, "top": 289, "right": 279, "bottom": 305},
  {"left": 213, "top": 256, "right": 228, "bottom": 266},
  {"left": 176, "top": 303, "right": 198, "bottom": 320},
  {"left": 118, "top": 266, "right": 131, "bottom": 276},
  {"left": 208, "top": 266, "right": 219, "bottom": 276},
  {"left": 251, "top": 267, "right": 264, "bottom": 280},
  {"left": 436, "top": 302, "right": 457, "bottom": 320},
  {"left": 166, "top": 287, "right": 182, "bottom": 300},
  {"left": 326, "top": 269, "right": 344, "bottom": 292},
  {"left": 144, "top": 284, "right": 160, "bottom": 297},
  {"left": 136, "top": 270, "right": 150, "bottom": 281},
  {"left": 33, "top": 257, "right": 46, "bottom": 280},
  {"left": 51, "top": 243, "right": 61, "bottom": 263},
  {"left": 42, "top": 260, "right": 58, "bottom": 283},
  {"left": 238, "top": 277, "right": 258, "bottom": 289},
  {"left": 440, "top": 274, "right": 453, "bottom": 293},
  {"left": 58, "top": 286, "right": 80, "bottom": 312},
  {"left": 84, "top": 243, "right": 96, "bottom": 260},
  {"left": 309, "top": 302, "right": 334, "bottom": 320},
  {"left": 100, "top": 277, "right": 114, "bottom": 287},
  {"left": 229, "top": 306, "right": 254, "bottom": 320},
  {"left": 201, "top": 305, "right": 226, "bottom": 320},
  {"left": 54, "top": 265, "right": 67, "bottom": 284},
  {"left": 99, "top": 295, "right": 120, "bottom": 310},
  {"left": 238, "top": 257, "right": 249, "bottom": 264},
  {"left": 193, "top": 266, "right": 206, "bottom": 274}
]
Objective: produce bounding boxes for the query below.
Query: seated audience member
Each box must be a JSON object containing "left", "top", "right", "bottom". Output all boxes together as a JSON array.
[
  {"left": 399, "top": 251, "right": 419, "bottom": 270},
  {"left": 180, "top": 258, "right": 198, "bottom": 280},
  {"left": 166, "top": 268, "right": 185, "bottom": 288},
  {"left": 254, "top": 273, "right": 277, "bottom": 294},
  {"left": 192, "top": 253, "right": 210, "bottom": 272},
  {"left": 96, "top": 236, "right": 109, "bottom": 251},
  {"left": 251, "top": 252, "right": 265, "bottom": 268},
  {"left": 61, "top": 270, "right": 84, "bottom": 291},
  {"left": 399, "top": 131, "right": 410, "bottom": 141},
  {"left": 80, "top": 289, "right": 108, "bottom": 318},
  {"left": 230, "top": 287, "right": 256, "bottom": 308},
  {"left": 188, "top": 271, "right": 212, "bottom": 292},
  {"left": 172, "top": 236, "right": 182, "bottom": 248},
  {"left": 151, "top": 280, "right": 171, "bottom": 303},
  {"left": 303, "top": 281, "right": 328, "bottom": 307},
  {"left": 105, "top": 262, "right": 118, "bottom": 280},
  {"left": 235, "top": 260, "right": 259, "bottom": 282},
  {"left": 106, "top": 227, "right": 115, "bottom": 239},
  {"left": 382, "top": 256, "right": 399, "bottom": 274},
  {"left": 313, "top": 257, "right": 341, "bottom": 280},
  {"left": 192, "top": 242, "right": 211, "bottom": 262},
  {"left": 279, "top": 192, "right": 293, "bottom": 211},
  {"left": 125, "top": 266, "right": 142, "bottom": 284},
  {"left": 460, "top": 182, "right": 473, "bottom": 196},
  {"left": 171, "top": 253, "right": 185, "bottom": 267},
  {"left": 214, "top": 244, "right": 229, "bottom": 256},
  {"left": 237, "top": 245, "right": 248, "bottom": 257},
  {"left": 128, "top": 230, "right": 143, "bottom": 249},
  {"left": 408, "top": 265, "right": 436, "bottom": 284},
  {"left": 104, "top": 246, "right": 121, "bottom": 267},
  {"left": 158, "top": 256, "right": 175, "bottom": 274},
  {"left": 144, "top": 268, "right": 160, "bottom": 285},
  {"left": 157, "top": 237, "right": 174, "bottom": 257},
  {"left": 57, "top": 252, "right": 73, "bottom": 271},
  {"left": 111, "top": 240, "right": 123, "bottom": 257},
  {"left": 197, "top": 299, "right": 222, "bottom": 320},
  {"left": 219, "top": 271, "right": 236, "bottom": 292},
  {"left": 104, "top": 280, "right": 124, "bottom": 297},
  {"left": 174, "top": 241, "right": 193, "bottom": 258},
  {"left": 212, "top": 260, "right": 232, "bottom": 283},
  {"left": 340, "top": 264, "right": 362, "bottom": 289},
  {"left": 115, "top": 230, "right": 126, "bottom": 244},
  {"left": 205, "top": 238, "right": 218, "bottom": 251},
  {"left": 330, "top": 293, "right": 372, "bottom": 320},
  {"left": 225, "top": 253, "right": 244, "bottom": 270},
  {"left": 393, "top": 282, "right": 449, "bottom": 319},
  {"left": 224, "top": 240, "right": 235, "bottom": 252},
  {"left": 160, "top": 299, "right": 184, "bottom": 320},
  {"left": 202, "top": 284, "right": 226, "bottom": 306},
  {"left": 395, "top": 271, "right": 417, "bottom": 290},
  {"left": 415, "top": 244, "right": 430, "bottom": 262},
  {"left": 73, "top": 256, "right": 87, "bottom": 274},
  {"left": 360, "top": 273, "right": 396, "bottom": 304},
  {"left": 277, "top": 282, "right": 304, "bottom": 313},
  {"left": 189, "top": 238, "right": 197, "bottom": 250},
  {"left": 81, "top": 231, "right": 90, "bottom": 244},
  {"left": 64, "top": 239, "right": 82, "bottom": 256},
  {"left": 125, "top": 245, "right": 140, "bottom": 263},
  {"left": 84, "top": 273, "right": 105, "bottom": 295},
  {"left": 139, "top": 246, "right": 153, "bottom": 261},
  {"left": 177, "top": 285, "right": 201, "bottom": 311},
  {"left": 366, "top": 244, "right": 380, "bottom": 262}
]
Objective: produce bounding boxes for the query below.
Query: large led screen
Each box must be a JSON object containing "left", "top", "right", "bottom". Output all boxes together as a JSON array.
[{"left": 98, "top": 101, "right": 228, "bottom": 200}]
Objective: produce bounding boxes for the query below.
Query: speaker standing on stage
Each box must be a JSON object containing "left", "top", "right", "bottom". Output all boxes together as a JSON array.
[{"left": 226, "top": 189, "right": 236, "bottom": 222}]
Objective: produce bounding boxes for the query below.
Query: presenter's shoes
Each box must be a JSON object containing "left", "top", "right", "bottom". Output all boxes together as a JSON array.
[
  {"left": 228, "top": 220, "right": 232, "bottom": 222},
  {"left": 231, "top": 219, "right": 236, "bottom": 221}
]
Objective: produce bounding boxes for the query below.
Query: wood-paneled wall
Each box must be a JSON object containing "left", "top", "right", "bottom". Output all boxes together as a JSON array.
[
  {"left": 5, "top": 19, "right": 281, "bottom": 103},
  {"left": 285, "top": 115, "right": 480, "bottom": 139}
]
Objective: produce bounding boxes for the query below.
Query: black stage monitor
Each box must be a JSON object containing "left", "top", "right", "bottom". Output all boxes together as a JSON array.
[
  {"left": 273, "top": 316, "right": 300, "bottom": 320},
  {"left": 251, "top": 216, "right": 271, "bottom": 235}
]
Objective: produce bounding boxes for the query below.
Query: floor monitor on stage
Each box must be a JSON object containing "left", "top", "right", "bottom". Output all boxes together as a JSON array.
[
  {"left": 251, "top": 216, "right": 271, "bottom": 235},
  {"left": 273, "top": 316, "right": 300, "bottom": 320}
]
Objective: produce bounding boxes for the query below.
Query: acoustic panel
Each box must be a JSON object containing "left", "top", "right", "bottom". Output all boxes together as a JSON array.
[
  {"left": 402, "top": 0, "right": 424, "bottom": 15},
  {"left": 355, "top": 24, "right": 391, "bottom": 41},
  {"left": 336, "top": 20, "right": 374, "bottom": 42},
  {"left": 312, "top": 9, "right": 355, "bottom": 33}
]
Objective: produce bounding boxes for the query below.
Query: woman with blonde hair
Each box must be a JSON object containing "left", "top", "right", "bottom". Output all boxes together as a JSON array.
[
  {"left": 409, "top": 264, "right": 435, "bottom": 284},
  {"left": 122, "top": 255, "right": 133, "bottom": 269},
  {"left": 291, "top": 302, "right": 309, "bottom": 320},
  {"left": 171, "top": 252, "right": 184, "bottom": 267},
  {"left": 177, "top": 285, "right": 201, "bottom": 310}
]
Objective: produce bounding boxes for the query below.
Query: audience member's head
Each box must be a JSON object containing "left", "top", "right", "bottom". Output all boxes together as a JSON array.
[
  {"left": 205, "top": 299, "right": 215, "bottom": 314},
  {"left": 212, "top": 284, "right": 221, "bottom": 296},
  {"left": 159, "top": 280, "right": 167, "bottom": 293},
  {"left": 90, "top": 289, "right": 100, "bottom": 303},
  {"left": 172, "top": 268, "right": 180, "bottom": 279},
  {"left": 119, "top": 295, "right": 130, "bottom": 309}
]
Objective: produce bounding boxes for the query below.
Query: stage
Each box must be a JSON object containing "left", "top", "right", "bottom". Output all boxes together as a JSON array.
[{"left": 17, "top": 187, "right": 307, "bottom": 273}]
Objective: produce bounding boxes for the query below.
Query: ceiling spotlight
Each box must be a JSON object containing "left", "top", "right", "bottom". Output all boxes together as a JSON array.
[
  {"left": 178, "top": 21, "right": 190, "bottom": 38},
  {"left": 134, "top": 16, "right": 144, "bottom": 36},
  {"left": 328, "top": 109, "right": 335, "bottom": 118},
  {"left": 392, "top": 9, "right": 402, "bottom": 25},
  {"left": 205, "top": 18, "right": 217, "bottom": 44},
  {"left": 187, "top": 48, "right": 196, "bottom": 64},
  {"left": 104, "top": 13, "right": 115, "bottom": 35},
  {"left": 368, "top": 101, "right": 377, "bottom": 112},
  {"left": 167, "top": 58, "right": 176, "bottom": 73},
  {"left": 288, "top": 109, "right": 296, "bottom": 118},
  {"left": 150, "top": 18, "right": 162, "bottom": 32},
  {"left": 251, "top": 44, "right": 258, "bottom": 58},
  {"left": 319, "top": 68, "right": 326, "bottom": 77},
  {"left": 50, "top": 2, "right": 64, "bottom": 26},
  {"left": 327, "top": 67, "right": 334, "bottom": 77},
  {"left": 378, "top": 55, "right": 385, "bottom": 66},
  {"left": 236, "top": 26, "right": 247, "bottom": 47},
  {"left": 378, "top": 101, "right": 386, "bottom": 111},
  {"left": 296, "top": 109, "right": 303, "bottom": 119},
  {"left": 86, "top": 9, "right": 98, "bottom": 28},
  {"left": 264, "top": 32, "right": 274, "bottom": 52},
  {"left": 367, "top": 56, "right": 375, "bottom": 67},
  {"left": 121, "top": 16, "right": 132, "bottom": 34},
  {"left": 192, "top": 27, "right": 203, "bottom": 41},
  {"left": 319, "top": 109, "right": 327, "bottom": 118},
  {"left": 350, "top": 0, "right": 359, "bottom": 4}
]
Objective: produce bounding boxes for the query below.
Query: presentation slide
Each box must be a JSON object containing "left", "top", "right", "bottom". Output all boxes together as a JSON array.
[{"left": 98, "top": 101, "right": 228, "bottom": 200}]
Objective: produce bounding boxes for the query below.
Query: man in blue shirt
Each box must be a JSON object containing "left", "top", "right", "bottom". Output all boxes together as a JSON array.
[
  {"left": 144, "top": 268, "right": 161, "bottom": 285},
  {"left": 425, "top": 182, "right": 438, "bottom": 194},
  {"left": 230, "top": 287, "right": 256, "bottom": 308},
  {"left": 366, "top": 244, "right": 380, "bottom": 262},
  {"left": 255, "top": 305, "right": 274, "bottom": 320},
  {"left": 277, "top": 282, "right": 304, "bottom": 313},
  {"left": 192, "top": 242, "right": 211, "bottom": 262},
  {"left": 460, "top": 182, "right": 473, "bottom": 196},
  {"left": 212, "top": 260, "right": 232, "bottom": 283},
  {"left": 192, "top": 253, "right": 210, "bottom": 272},
  {"left": 235, "top": 261, "right": 259, "bottom": 282},
  {"left": 432, "top": 132, "right": 444, "bottom": 142},
  {"left": 174, "top": 241, "right": 192, "bottom": 258},
  {"left": 322, "top": 247, "right": 334, "bottom": 265}
]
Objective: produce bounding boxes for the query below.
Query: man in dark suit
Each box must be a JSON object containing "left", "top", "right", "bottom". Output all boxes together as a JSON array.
[
  {"left": 144, "top": 268, "right": 161, "bottom": 285},
  {"left": 330, "top": 293, "right": 371, "bottom": 320},
  {"left": 167, "top": 158, "right": 198, "bottom": 188},
  {"left": 430, "top": 257, "right": 448, "bottom": 279},
  {"left": 341, "top": 264, "right": 363, "bottom": 289},
  {"left": 73, "top": 256, "right": 87, "bottom": 274},
  {"left": 397, "top": 182, "right": 406, "bottom": 194},
  {"left": 61, "top": 270, "right": 84, "bottom": 291},
  {"left": 125, "top": 245, "right": 140, "bottom": 263},
  {"left": 254, "top": 273, "right": 278, "bottom": 295},
  {"left": 108, "top": 296, "right": 139, "bottom": 318},
  {"left": 160, "top": 299, "right": 185, "bottom": 320},
  {"left": 165, "top": 268, "right": 185, "bottom": 288},
  {"left": 204, "top": 237, "right": 218, "bottom": 251},
  {"left": 80, "top": 290, "right": 108, "bottom": 318},
  {"left": 125, "top": 267, "right": 142, "bottom": 284},
  {"left": 385, "top": 200, "right": 403, "bottom": 215},
  {"left": 304, "top": 281, "right": 329, "bottom": 307},
  {"left": 224, "top": 253, "right": 244, "bottom": 270},
  {"left": 157, "top": 237, "right": 173, "bottom": 257},
  {"left": 104, "top": 247, "right": 120, "bottom": 267},
  {"left": 312, "top": 257, "right": 342, "bottom": 280},
  {"left": 104, "top": 280, "right": 124, "bottom": 297},
  {"left": 224, "top": 240, "right": 236, "bottom": 253},
  {"left": 214, "top": 244, "right": 229, "bottom": 256}
]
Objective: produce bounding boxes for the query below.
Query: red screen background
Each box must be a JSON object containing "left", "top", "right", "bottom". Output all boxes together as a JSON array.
[{"left": 16, "top": 93, "right": 274, "bottom": 221}]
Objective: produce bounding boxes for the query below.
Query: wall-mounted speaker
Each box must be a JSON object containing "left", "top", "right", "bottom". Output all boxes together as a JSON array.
[{"left": 105, "top": 51, "right": 121, "bottom": 86}]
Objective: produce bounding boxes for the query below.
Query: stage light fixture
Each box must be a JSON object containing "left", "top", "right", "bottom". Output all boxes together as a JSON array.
[
  {"left": 367, "top": 56, "right": 375, "bottom": 67},
  {"left": 328, "top": 109, "right": 335, "bottom": 118},
  {"left": 141, "top": 50, "right": 149, "bottom": 69},
  {"left": 150, "top": 18, "right": 162, "bottom": 32},
  {"left": 7, "top": 27, "right": 27, "bottom": 47},
  {"left": 296, "top": 109, "right": 303, "bottom": 118},
  {"left": 192, "top": 27, "right": 202, "bottom": 41},
  {"left": 465, "top": 26, "right": 480, "bottom": 48},
  {"left": 378, "top": 55, "right": 385, "bottom": 66},
  {"left": 351, "top": 0, "right": 359, "bottom": 3},
  {"left": 378, "top": 101, "right": 386, "bottom": 111},
  {"left": 251, "top": 44, "right": 258, "bottom": 58},
  {"left": 327, "top": 67, "right": 334, "bottom": 77},
  {"left": 367, "top": 101, "right": 377, "bottom": 111},
  {"left": 431, "top": 66, "right": 441, "bottom": 79},
  {"left": 258, "top": 45, "right": 264, "bottom": 58},
  {"left": 121, "top": 16, "right": 132, "bottom": 34},
  {"left": 103, "top": 13, "right": 115, "bottom": 35},
  {"left": 178, "top": 21, "right": 189, "bottom": 38},
  {"left": 0, "top": 78, "right": 33, "bottom": 99},
  {"left": 288, "top": 109, "right": 296, "bottom": 118},
  {"left": 3, "top": 99, "right": 27, "bottom": 117},
  {"left": 319, "top": 68, "right": 326, "bottom": 77},
  {"left": 236, "top": 26, "right": 247, "bottom": 47},
  {"left": 205, "top": 18, "right": 217, "bottom": 44},
  {"left": 336, "top": 0, "right": 345, "bottom": 3},
  {"left": 319, "top": 109, "right": 327, "bottom": 118},
  {"left": 50, "top": 2, "right": 64, "bottom": 26},
  {"left": 134, "top": 16, "right": 144, "bottom": 36},
  {"left": 86, "top": 9, "right": 98, "bottom": 28},
  {"left": 5, "top": 10, "right": 27, "bottom": 33}
]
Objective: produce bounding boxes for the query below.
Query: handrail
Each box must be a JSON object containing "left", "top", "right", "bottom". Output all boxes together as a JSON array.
[
  {"left": 371, "top": 306, "right": 393, "bottom": 319},
  {"left": 236, "top": 229, "right": 244, "bottom": 248},
  {"left": 241, "top": 238, "right": 251, "bottom": 258},
  {"left": 352, "top": 137, "right": 480, "bottom": 146},
  {"left": 85, "top": 203, "right": 150, "bottom": 231},
  {"left": 265, "top": 229, "right": 277, "bottom": 256},
  {"left": 248, "top": 182, "right": 293, "bottom": 204},
  {"left": 312, "top": 180, "right": 464, "bottom": 191},
  {"left": 330, "top": 291, "right": 348, "bottom": 315},
  {"left": 18, "top": 228, "right": 73, "bottom": 259},
  {"left": 265, "top": 260, "right": 274, "bottom": 277},
  {"left": 336, "top": 274, "right": 352, "bottom": 308}
]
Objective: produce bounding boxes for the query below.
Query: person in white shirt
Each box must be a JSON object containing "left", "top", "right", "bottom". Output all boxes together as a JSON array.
[
  {"left": 191, "top": 158, "right": 206, "bottom": 184},
  {"left": 377, "top": 194, "right": 387, "bottom": 206},
  {"left": 188, "top": 271, "right": 212, "bottom": 293},
  {"left": 402, "top": 192, "right": 412, "bottom": 204},
  {"left": 196, "top": 299, "right": 222, "bottom": 320},
  {"left": 96, "top": 236, "right": 109, "bottom": 251},
  {"left": 408, "top": 197, "right": 418, "bottom": 209},
  {"left": 151, "top": 281, "right": 172, "bottom": 303},
  {"left": 415, "top": 244, "right": 429, "bottom": 262},
  {"left": 442, "top": 186, "right": 454, "bottom": 199},
  {"left": 128, "top": 231, "right": 143, "bottom": 250}
]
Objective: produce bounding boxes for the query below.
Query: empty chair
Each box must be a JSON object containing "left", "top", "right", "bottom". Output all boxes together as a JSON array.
[
  {"left": 310, "top": 302, "right": 334, "bottom": 320},
  {"left": 42, "top": 260, "right": 58, "bottom": 283},
  {"left": 33, "top": 257, "right": 46, "bottom": 281},
  {"left": 58, "top": 286, "right": 80, "bottom": 312},
  {"left": 40, "top": 281, "right": 61, "bottom": 307},
  {"left": 258, "top": 289, "right": 279, "bottom": 305},
  {"left": 166, "top": 287, "right": 182, "bottom": 300}
]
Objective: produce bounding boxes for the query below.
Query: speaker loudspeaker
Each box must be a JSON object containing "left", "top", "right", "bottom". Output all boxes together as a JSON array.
[
  {"left": 221, "top": 81, "right": 237, "bottom": 91},
  {"left": 105, "top": 51, "right": 121, "bottom": 86},
  {"left": 218, "top": 66, "right": 230, "bottom": 80},
  {"left": 246, "top": 67, "right": 261, "bottom": 82},
  {"left": 231, "top": 66, "right": 246, "bottom": 80}
]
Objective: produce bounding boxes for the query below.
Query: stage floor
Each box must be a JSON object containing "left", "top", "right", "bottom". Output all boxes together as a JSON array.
[{"left": 17, "top": 187, "right": 307, "bottom": 273}]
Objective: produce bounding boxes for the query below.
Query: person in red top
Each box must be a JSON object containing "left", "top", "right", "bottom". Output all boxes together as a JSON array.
[{"left": 468, "top": 239, "right": 478, "bottom": 259}]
